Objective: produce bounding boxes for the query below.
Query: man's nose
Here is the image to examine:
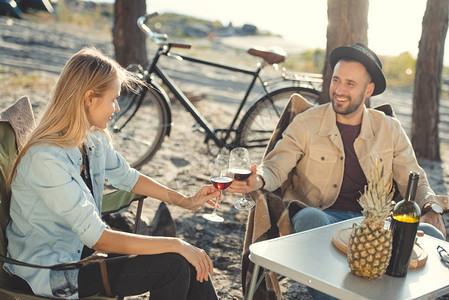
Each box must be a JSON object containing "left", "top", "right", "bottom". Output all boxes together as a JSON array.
[{"left": 335, "top": 84, "right": 346, "bottom": 95}]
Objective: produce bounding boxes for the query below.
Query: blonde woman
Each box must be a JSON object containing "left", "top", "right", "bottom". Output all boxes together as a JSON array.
[{"left": 4, "top": 47, "right": 219, "bottom": 299}]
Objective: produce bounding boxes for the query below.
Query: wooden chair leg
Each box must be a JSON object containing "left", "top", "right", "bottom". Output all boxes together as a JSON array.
[
  {"left": 133, "top": 199, "right": 144, "bottom": 234},
  {"left": 99, "top": 260, "right": 113, "bottom": 297}
]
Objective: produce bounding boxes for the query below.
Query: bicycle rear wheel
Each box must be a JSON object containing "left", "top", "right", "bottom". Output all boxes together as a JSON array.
[
  {"left": 236, "top": 87, "right": 319, "bottom": 164},
  {"left": 109, "top": 87, "right": 170, "bottom": 169}
]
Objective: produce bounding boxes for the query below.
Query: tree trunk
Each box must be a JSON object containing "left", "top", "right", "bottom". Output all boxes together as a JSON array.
[
  {"left": 113, "top": 0, "right": 148, "bottom": 67},
  {"left": 412, "top": 0, "right": 449, "bottom": 160},
  {"left": 320, "top": 0, "right": 369, "bottom": 105}
]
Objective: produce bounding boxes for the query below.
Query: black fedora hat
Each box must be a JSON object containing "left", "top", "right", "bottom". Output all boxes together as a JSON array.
[{"left": 329, "top": 43, "right": 386, "bottom": 96}]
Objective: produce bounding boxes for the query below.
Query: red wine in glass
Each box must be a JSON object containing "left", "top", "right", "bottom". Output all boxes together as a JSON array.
[
  {"left": 230, "top": 168, "right": 251, "bottom": 181},
  {"left": 229, "top": 147, "right": 255, "bottom": 210},
  {"left": 203, "top": 154, "right": 231, "bottom": 223},
  {"left": 211, "top": 176, "right": 234, "bottom": 190}
]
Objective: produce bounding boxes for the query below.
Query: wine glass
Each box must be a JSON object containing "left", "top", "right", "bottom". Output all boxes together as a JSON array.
[
  {"left": 203, "top": 154, "right": 233, "bottom": 222},
  {"left": 229, "top": 147, "right": 255, "bottom": 210}
]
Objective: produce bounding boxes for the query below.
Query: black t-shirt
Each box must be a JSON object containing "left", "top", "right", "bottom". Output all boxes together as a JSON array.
[
  {"left": 329, "top": 122, "right": 367, "bottom": 213},
  {"left": 80, "top": 146, "right": 94, "bottom": 198}
]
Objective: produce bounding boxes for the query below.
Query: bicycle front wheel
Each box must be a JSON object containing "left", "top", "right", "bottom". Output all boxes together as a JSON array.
[
  {"left": 236, "top": 87, "right": 319, "bottom": 164},
  {"left": 109, "top": 87, "right": 171, "bottom": 169}
]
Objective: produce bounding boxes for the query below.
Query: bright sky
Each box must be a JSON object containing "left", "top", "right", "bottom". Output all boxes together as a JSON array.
[{"left": 149, "top": 0, "right": 449, "bottom": 65}]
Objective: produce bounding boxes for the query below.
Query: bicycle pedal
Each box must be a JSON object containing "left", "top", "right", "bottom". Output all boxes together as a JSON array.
[{"left": 192, "top": 124, "right": 205, "bottom": 133}]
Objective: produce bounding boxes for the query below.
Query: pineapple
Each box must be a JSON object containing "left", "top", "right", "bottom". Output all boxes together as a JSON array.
[{"left": 347, "top": 158, "right": 395, "bottom": 279}]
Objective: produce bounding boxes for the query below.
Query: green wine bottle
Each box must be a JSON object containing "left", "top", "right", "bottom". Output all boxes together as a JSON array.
[{"left": 386, "top": 171, "right": 421, "bottom": 277}]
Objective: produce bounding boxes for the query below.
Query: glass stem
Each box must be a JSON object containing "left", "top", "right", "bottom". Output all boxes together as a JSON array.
[{"left": 212, "top": 191, "right": 221, "bottom": 215}]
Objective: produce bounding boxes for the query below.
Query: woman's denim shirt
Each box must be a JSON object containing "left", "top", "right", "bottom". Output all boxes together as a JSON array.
[{"left": 4, "top": 131, "right": 140, "bottom": 299}]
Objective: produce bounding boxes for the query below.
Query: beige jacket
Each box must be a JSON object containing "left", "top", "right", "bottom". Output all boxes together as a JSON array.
[{"left": 258, "top": 103, "right": 444, "bottom": 211}]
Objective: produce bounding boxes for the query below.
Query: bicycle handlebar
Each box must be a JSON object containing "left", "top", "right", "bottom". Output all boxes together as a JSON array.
[
  {"left": 137, "top": 12, "right": 191, "bottom": 50},
  {"left": 137, "top": 12, "right": 168, "bottom": 44}
]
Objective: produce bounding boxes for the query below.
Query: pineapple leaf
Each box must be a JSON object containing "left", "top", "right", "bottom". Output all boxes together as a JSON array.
[{"left": 358, "top": 157, "right": 395, "bottom": 225}]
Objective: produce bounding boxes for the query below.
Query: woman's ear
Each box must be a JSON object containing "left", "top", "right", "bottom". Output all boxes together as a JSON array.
[{"left": 84, "top": 90, "right": 95, "bottom": 107}]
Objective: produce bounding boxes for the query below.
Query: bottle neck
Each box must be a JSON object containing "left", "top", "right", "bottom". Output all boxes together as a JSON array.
[{"left": 404, "top": 172, "right": 419, "bottom": 202}]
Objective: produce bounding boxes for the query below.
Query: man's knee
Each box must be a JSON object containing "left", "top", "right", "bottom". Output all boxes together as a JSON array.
[
  {"left": 418, "top": 223, "right": 445, "bottom": 240},
  {"left": 291, "top": 207, "right": 330, "bottom": 233}
]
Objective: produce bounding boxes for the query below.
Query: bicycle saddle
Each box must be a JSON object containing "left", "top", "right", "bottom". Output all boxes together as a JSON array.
[{"left": 247, "top": 47, "right": 286, "bottom": 65}]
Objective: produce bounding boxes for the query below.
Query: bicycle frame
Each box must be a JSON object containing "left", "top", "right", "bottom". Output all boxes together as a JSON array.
[
  {"left": 111, "top": 12, "right": 322, "bottom": 168},
  {"left": 146, "top": 44, "right": 275, "bottom": 149}
]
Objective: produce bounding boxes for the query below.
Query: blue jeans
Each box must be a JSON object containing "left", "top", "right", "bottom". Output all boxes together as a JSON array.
[{"left": 291, "top": 207, "right": 445, "bottom": 300}]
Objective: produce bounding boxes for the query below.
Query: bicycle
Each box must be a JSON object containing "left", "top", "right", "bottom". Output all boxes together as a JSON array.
[{"left": 110, "top": 12, "right": 321, "bottom": 168}]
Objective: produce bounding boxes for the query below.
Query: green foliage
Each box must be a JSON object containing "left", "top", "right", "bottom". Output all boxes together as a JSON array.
[
  {"left": 0, "top": 67, "right": 54, "bottom": 94},
  {"left": 149, "top": 13, "right": 223, "bottom": 38},
  {"left": 284, "top": 50, "right": 419, "bottom": 89},
  {"left": 442, "top": 66, "right": 449, "bottom": 97},
  {"left": 382, "top": 52, "right": 416, "bottom": 87},
  {"left": 283, "top": 48, "right": 325, "bottom": 74},
  {"left": 148, "top": 13, "right": 268, "bottom": 39},
  {"left": 54, "top": 0, "right": 112, "bottom": 30},
  {"left": 19, "top": 6, "right": 426, "bottom": 91},
  {"left": 151, "top": 13, "right": 224, "bottom": 28},
  {"left": 443, "top": 66, "right": 449, "bottom": 75}
]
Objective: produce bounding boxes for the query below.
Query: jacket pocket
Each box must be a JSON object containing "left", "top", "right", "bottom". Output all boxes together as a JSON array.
[{"left": 306, "top": 150, "right": 339, "bottom": 184}]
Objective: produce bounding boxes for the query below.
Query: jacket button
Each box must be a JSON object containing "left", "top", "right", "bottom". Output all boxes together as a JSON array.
[
  {"left": 333, "top": 184, "right": 338, "bottom": 188},
  {"left": 340, "top": 156, "right": 343, "bottom": 160},
  {"left": 77, "top": 250, "right": 81, "bottom": 253},
  {"left": 321, "top": 156, "right": 325, "bottom": 161}
]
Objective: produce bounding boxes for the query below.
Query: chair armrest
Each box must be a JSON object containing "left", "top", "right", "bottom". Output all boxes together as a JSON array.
[
  {"left": 102, "top": 190, "right": 147, "bottom": 234},
  {"left": 101, "top": 190, "right": 146, "bottom": 215},
  {"left": 0, "top": 252, "right": 108, "bottom": 271}
]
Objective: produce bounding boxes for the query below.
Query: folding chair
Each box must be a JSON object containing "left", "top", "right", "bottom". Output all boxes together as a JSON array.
[
  {"left": 243, "top": 94, "right": 399, "bottom": 300},
  {"left": 0, "top": 96, "right": 147, "bottom": 299}
]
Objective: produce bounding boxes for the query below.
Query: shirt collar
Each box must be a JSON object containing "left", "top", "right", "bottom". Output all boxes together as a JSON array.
[
  {"left": 318, "top": 103, "right": 338, "bottom": 136},
  {"left": 84, "top": 132, "right": 97, "bottom": 156},
  {"left": 65, "top": 132, "right": 98, "bottom": 166},
  {"left": 67, "top": 146, "right": 82, "bottom": 166},
  {"left": 359, "top": 107, "right": 374, "bottom": 140},
  {"left": 318, "top": 103, "right": 374, "bottom": 139}
]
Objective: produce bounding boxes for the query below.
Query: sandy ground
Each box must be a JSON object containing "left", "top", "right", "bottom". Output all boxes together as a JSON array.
[{"left": 1, "top": 15, "right": 449, "bottom": 300}]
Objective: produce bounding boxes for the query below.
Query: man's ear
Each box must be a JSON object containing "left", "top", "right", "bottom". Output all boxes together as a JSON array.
[
  {"left": 84, "top": 90, "right": 95, "bottom": 107},
  {"left": 365, "top": 82, "right": 375, "bottom": 98}
]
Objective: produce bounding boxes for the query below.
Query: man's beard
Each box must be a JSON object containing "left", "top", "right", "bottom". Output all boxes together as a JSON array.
[{"left": 331, "top": 93, "right": 365, "bottom": 116}]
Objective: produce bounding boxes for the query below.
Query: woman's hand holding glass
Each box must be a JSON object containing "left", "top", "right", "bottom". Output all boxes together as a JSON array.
[
  {"left": 203, "top": 154, "right": 233, "bottom": 223},
  {"left": 180, "top": 186, "right": 221, "bottom": 210}
]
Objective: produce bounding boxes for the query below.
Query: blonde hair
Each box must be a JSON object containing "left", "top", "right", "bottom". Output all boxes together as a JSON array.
[{"left": 9, "top": 47, "right": 142, "bottom": 184}]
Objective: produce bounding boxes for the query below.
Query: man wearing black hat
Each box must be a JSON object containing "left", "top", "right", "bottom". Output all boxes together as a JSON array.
[{"left": 230, "top": 43, "right": 446, "bottom": 241}]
